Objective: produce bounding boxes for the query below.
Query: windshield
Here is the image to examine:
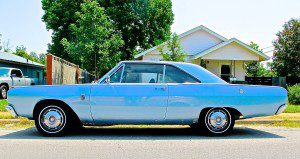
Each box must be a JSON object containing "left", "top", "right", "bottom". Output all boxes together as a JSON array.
[{"left": 0, "top": 69, "right": 10, "bottom": 77}]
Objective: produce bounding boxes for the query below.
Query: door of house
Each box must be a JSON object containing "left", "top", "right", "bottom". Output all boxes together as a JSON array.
[{"left": 221, "top": 65, "right": 231, "bottom": 82}]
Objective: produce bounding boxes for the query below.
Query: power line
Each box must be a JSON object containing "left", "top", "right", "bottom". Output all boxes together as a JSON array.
[
  {"left": 261, "top": 46, "right": 273, "bottom": 50},
  {"left": 263, "top": 50, "right": 274, "bottom": 54}
]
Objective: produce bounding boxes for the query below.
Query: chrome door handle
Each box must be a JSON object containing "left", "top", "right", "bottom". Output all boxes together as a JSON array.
[
  {"left": 80, "top": 94, "right": 86, "bottom": 100},
  {"left": 155, "top": 86, "right": 166, "bottom": 91}
]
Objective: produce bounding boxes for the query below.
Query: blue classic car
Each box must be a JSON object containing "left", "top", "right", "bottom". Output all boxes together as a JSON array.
[{"left": 6, "top": 61, "right": 287, "bottom": 136}]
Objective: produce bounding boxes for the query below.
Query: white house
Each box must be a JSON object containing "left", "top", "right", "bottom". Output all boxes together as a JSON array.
[{"left": 134, "top": 25, "right": 269, "bottom": 82}]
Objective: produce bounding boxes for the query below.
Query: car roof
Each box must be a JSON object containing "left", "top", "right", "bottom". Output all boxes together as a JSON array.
[
  {"left": 121, "top": 60, "right": 184, "bottom": 64},
  {"left": 116, "top": 61, "right": 227, "bottom": 84}
]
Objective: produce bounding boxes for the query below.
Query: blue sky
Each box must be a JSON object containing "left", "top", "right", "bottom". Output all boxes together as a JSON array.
[{"left": 0, "top": 0, "right": 299, "bottom": 57}]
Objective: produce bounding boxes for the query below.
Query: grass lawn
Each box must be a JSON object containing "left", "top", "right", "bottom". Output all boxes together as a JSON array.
[
  {"left": 284, "top": 103, "right": 300, "bottom": 113},
  {"left": 0, "top": 100, "right": 8, "bottom": 112},
  {"left": 0, "top": 118, "right": 34, "bottom": 130}
]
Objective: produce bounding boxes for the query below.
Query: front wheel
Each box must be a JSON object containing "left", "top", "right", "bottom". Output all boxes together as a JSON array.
[
  {"left": 200, "top": 108, "right": 235, "bottom": 135},
  {"left": 35, "top": 105, "right": 70, "bottom": 136}
]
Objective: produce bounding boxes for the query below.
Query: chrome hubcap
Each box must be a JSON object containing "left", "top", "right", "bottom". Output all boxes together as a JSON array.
[
  {"left": 206, "top": 109, "right": 229, "bottom": 133},
  {"left": 39, "top": 107, "right": 65, "bottom": 133},
  {"left": 2, "top": 88, "right": 6, "bottom": 98}
]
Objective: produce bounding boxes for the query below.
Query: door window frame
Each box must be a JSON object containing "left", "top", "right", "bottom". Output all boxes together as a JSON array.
[{"left": 102, "top": 62, "right": 201, "bottom": 84}]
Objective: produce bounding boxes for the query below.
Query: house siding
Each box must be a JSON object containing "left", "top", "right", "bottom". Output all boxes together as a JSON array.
[{"left": 201, "top": 42, "right": 259, "bottom": 61}]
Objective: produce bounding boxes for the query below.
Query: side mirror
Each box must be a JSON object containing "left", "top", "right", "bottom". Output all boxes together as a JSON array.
[
  {"left": 10, "top": 74, "right": 17, "bottom": 78},
  {"left": 105, "top": 76, "right": 110, "bottom": 84}
]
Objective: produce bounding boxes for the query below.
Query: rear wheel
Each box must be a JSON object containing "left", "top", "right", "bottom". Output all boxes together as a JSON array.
[
  {"left": 0, "top": 85, "right": 8, "bottom": 99},
  {"left": 200, "top": 107, "right": 235, "bottom": 135},
  {"left": 35, "top": 105, "right": 70, "bottom": 136}
]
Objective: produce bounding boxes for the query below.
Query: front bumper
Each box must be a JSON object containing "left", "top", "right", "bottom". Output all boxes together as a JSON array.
[
  {"left": 275, "top": 104, "right": 287, "bottom": 115},
  {"left": 5, "top": 105, "right": 18, "bottom": 118}
]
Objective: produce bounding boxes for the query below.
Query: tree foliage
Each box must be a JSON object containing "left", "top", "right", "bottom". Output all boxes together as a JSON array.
[
  {"left": 12, "top": 45, "right": 45, "bottom": 64},
  {"left": 42, "top": 0, "right": 174, "bottom": 63},
  {"left": 61, "top": 0, "right": 123, "bottom": 75},
  {"left": 42, "top": 0, "right": 83, "bottom": 61},
  {"left": 245, "top": 42, "right": 274, "bottom": 77},
  {"left": 272, "top": 18, "right": 300, "bottom": 77},
  {"left": 98, "top": 0, "right": 174, "bottom": 60},
  {"left": 159, "top": 33, "right": 187, "bottom": 62}
]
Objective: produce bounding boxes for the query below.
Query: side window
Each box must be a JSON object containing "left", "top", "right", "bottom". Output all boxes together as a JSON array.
[
  {"left": 165, "top": 66, "right": 199, "bottom": 83},
  {"left": 110, "top": 66, "right": 123, "bottom": 83},
  {"left": 121, "top": 64, "right": 163, "bottom": 83},
  {"left": 11, "top": 70, "right": 22, "bottom": 78}
]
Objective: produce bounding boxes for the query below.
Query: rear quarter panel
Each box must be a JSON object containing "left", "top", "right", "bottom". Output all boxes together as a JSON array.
[{"left": 166, "top": 83, "right": 287, "bottom": 123}]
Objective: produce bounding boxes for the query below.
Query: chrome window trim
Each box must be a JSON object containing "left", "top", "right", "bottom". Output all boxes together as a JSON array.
[
  {"left": 163, "top": 65, "right": 166, "bottom": 83},
  {"left": 100, "top": 61, "right": 201, "bottom": 84},
  {"left": 119, "top": 64, "right": 125, "bottom": 83}
]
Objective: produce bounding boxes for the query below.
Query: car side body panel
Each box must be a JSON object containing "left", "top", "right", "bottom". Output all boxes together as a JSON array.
[{"left": 90, "top": 83, "right": 168, "bottom": 124}]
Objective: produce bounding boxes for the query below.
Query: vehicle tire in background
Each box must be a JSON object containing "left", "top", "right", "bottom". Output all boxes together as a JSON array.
[
  {"left": 35, "top": 105, "right": 71, "bottom": 137},
  {"left": 0, "top": 85, "right": 8, "bottom": 99},
  {"left": 199, "top": 107, "right": 235, "bottom": 136}
]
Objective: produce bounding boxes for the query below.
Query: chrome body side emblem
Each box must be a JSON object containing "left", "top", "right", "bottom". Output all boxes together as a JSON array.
[
  {"left": 239, "top": 89, "right": 244, "bottom": 94},
  {"left": 81, "top": 94, "right": 86, "bottom": 100}
]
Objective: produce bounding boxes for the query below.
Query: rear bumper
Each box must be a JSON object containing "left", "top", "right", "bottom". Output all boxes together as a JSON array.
[
  {"left": 275, "top": 104, "right": 287, "bottom": 115},
  {"left": 5, "top": 105, "right": 18, "bottom": 118}
]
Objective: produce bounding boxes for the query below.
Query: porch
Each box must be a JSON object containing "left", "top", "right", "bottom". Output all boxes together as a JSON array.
[{"left": 190, "top": 59, "right": 250, "bottom": 82}]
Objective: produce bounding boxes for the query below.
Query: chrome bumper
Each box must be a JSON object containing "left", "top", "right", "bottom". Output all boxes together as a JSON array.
[
  {"left": 275, "top": 104, "right": 287, "bottom": 115},
  {"left": 5, "top": 105, "right": 18, "bottom": 118}
]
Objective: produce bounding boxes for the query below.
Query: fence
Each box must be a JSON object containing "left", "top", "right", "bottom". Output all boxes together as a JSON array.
[
  {"left": 245, "top": 76, "right": 286, "bottom": 87},
  {"left": 46, "top": 54, "right": 95, "bottom": 85},
  {"left": 286, "top": 76, "right": 300, "bottom": 85}
]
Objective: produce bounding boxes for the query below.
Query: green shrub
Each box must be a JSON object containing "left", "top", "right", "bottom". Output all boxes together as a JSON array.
[{"left": 288, "top": 84, "right": 300, "bottom": 105}]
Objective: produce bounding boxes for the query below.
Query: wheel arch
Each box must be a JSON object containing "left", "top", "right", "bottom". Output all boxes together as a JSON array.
[
  {"left": 199, "top": 107, "right": 243, "bottom": 121},
  {"left": 0, "top": 83, "right": 9, "bottom": 90},
  {"left": 33, "top": 99, "right": 82, "bottom": 125}
]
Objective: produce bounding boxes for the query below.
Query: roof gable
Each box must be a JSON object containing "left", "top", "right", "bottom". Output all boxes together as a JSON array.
[
  {"left": 191, "top": 38, "right": 270, "bottom": 61},
  {"left": 134, "top": 25, "right": 227, "bottom": 58}
]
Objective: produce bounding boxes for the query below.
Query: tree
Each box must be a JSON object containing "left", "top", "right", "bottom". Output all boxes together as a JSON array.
[
  {"left": 2, "top": 39, "right": 12, "bottom": 53},
  {"left": 61, "top": 0, "right": 123, "bottom": 75},
  {"left": 98, "top": 0, "right": 174, "bottom": 60},
  {"left": 13, "top": 45, "right": 42, "bottom": 64},
  {"left": 272, "top": 18, "right": 300, "bottom": 77},
  {"left": 159, "top": 33, "right": 187, "bottom": 62},
  {"left": 39, "top": 53, "right": 46, "bottom": 64},
  {"left": 30, "top": 52, "right": 39, "bottom": 59},
  {"left": 42, "top": 0, "right": 174, "bottom": 62},
  {"left": 42, "top": 0, "right": 83, "bottom": 61},
  {"left": 245, "top": 42, "right": 273, "bottom": 76}
]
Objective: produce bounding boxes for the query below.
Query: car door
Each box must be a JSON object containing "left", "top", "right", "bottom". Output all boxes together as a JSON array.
[
  {"left": 10, "top": 69, "right": 23, "bottom": 86},
  {"left": 164, "top": 65, "right": 201, "bottom": 124},
  {"left": 90, "top": 63, "right": 168, "bottom": 124}
]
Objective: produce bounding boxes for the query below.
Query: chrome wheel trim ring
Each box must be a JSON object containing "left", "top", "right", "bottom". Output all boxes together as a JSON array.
[
  {"left": 1, "top": 87, "right": 7, "bottom": 98},
  {"left": 38, "top": 106, "right": 66, "bottom": 134},
  {"left": 205, "top": 108, "right": 231, "bottom": 134}
]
